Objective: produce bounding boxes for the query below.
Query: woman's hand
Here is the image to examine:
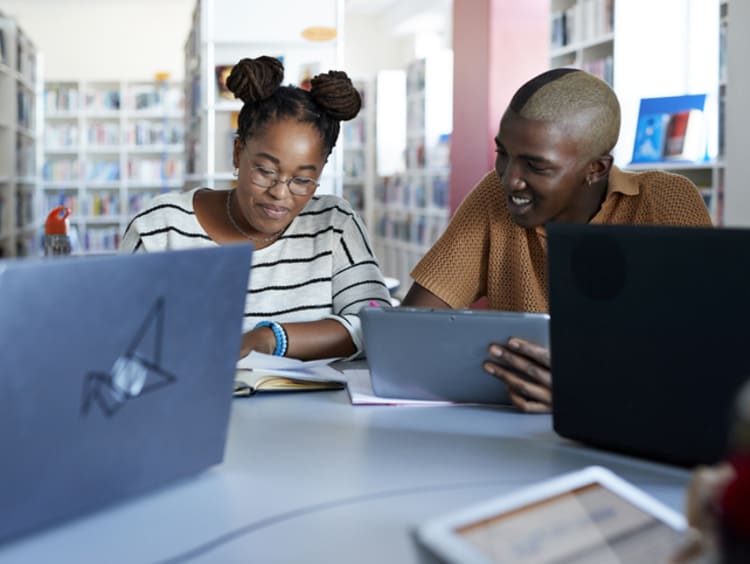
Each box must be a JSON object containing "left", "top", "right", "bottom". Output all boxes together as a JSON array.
[
  {"left": 670, "top": 463, "right": 735, "bottom": 563},
  {"left": 483, "top": 338, "right": 552, "bottom": 413},
  {"left": 239, "top": 326, "right": 276, "bottom": 359}
]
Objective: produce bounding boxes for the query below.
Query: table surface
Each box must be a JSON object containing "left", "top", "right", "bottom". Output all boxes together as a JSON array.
[{"left": 0, "top": 387, "right": 691, "bottom": 564}]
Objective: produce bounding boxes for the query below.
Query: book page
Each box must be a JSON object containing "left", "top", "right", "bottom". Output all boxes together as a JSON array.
[
  {"left": 343, "top": 368, "right": 454, "bottom": 406},
  {"left": 237, "top": 351, "right": 345, "bottom": 381}
]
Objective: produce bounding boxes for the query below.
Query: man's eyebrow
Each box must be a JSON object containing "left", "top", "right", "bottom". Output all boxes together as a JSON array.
[
  {"left": 493, "top": 140, "right": 553, "bottom": 165},
  {"left": 520, "top": 154, "right": 553, "bottom": 164}
]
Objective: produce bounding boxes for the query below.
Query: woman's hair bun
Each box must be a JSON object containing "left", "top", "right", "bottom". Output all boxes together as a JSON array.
[
  {"left": 310, "top": 70, "right": 362, "bottom": 121},
  {"left": 226, "top": 56, "right": 284, "bottom": 104}
]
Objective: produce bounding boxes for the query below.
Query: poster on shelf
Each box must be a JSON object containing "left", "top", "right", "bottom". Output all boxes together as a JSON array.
[{"left": 631, "top": 94, "right": 708, "bottom": 164}]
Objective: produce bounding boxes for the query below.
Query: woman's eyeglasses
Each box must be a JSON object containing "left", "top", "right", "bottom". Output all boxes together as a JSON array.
[{"left": 246, "top": 165, "right": 320, "bottom": 196}]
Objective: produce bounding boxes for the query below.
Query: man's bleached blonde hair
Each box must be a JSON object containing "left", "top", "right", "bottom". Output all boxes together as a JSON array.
[{"left": 509, "top": 68, "right": 620, "bottom": 157}]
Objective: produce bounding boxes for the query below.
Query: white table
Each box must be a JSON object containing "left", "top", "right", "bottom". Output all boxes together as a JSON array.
[{"left": 0, "top": 389, "right": 691, "bottom": 563}]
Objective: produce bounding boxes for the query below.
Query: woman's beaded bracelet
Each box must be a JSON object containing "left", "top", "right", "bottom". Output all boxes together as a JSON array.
[{"left": 254, "top": 321, "right": 288, "bottom": 357}]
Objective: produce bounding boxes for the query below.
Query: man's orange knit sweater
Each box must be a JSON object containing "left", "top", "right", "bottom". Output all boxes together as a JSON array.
[{"left": 410, "top": 166, "right": 713, "bottom": 313}]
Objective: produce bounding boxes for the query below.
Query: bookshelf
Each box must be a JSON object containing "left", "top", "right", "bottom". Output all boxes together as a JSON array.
[
  {"left": 371, "top": 50, "right": 453, "bottom": 297},
  {"left": 0, "top": 12, "right": 40, "bottom": 258},
  {"left": 43, "top": 79, "right": 185, "bottom": 253},
  {"left": 550, "top": 0, "right": 614, "bottom": 86},
  {"left": 550, "top": 0, "right": 724, "bottom": 224},
  {"left": 183, "top": 0, "right": 340, "bottom": 195},
  {"left": 341, "top": 79, "right": 374, "bottom": 225}
]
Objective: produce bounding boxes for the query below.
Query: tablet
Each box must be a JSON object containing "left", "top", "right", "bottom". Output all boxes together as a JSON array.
[
  {"left": 361, "top": 307, "right": 550, "bottom": 404},
  {"left": 415, "top": 466, "right": 687, "bottom": 564}
]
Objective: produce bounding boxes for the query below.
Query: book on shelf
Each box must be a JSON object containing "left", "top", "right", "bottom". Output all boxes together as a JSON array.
[
  {"left": 631, "top": 94, "right": 709, "bottom": 164},
  {"left": 663, "top": 109, "right": 706, "bottom": 161},
  {"left": 0, "top": 29, "right": 6, "bottom": 66}
]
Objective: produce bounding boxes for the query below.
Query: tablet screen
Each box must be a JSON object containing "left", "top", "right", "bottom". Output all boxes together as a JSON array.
[{"left": 455, "top": 482, "right": 684, "bottom": 564}]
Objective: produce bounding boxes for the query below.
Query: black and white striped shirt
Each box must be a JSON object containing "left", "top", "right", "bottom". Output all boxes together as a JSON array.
[{"left": 120, "top": 188, "right": 391, "bottom": 355}]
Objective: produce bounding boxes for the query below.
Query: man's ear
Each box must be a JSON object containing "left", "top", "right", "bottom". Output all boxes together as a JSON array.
[{"left": 589, "top": 154, "right": 613, "bottom": 183}]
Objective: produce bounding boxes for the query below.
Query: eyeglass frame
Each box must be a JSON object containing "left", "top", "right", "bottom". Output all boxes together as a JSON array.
[{"left": 240, "top": 147, "right": 321, "bottom": 197}]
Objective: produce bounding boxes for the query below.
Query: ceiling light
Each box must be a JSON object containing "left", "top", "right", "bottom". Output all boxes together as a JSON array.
[{"left": 301, "top": 26, "right": 337, "bottom": 42}]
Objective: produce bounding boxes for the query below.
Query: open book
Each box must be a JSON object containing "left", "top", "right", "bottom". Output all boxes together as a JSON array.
[
  {"left": 234, "top": 370, "right": 345, "bottom": 397},
  {"left": 234, "top": 352, "right": 346, "bottom": 397}
]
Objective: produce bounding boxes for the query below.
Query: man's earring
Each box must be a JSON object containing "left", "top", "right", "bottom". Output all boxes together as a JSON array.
[{"left": 586, "top": 176, "right": 593, "bottom": 187}]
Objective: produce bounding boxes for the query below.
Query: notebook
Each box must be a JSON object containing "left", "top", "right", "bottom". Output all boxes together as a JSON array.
[
  {"left": 415, "top": 465, "right": 687, "bottom": 564},
  {"left": 0, "top": 244, "right": 253, "bottom": 544},
  {"left": 547, "top": 223, "right": 750, "bottom": 467},
  {"left": 360, "top": 307, "right": 550, "bottom": 404}
]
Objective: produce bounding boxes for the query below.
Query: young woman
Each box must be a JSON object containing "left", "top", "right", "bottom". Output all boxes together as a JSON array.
[{"left": 121, "top": 56, "right": 390, "bottom": 360}]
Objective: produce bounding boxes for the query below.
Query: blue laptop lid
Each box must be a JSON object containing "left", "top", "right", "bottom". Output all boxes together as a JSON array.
[{"left": 0, "top": 244, "right": 252, "bottom": 544}]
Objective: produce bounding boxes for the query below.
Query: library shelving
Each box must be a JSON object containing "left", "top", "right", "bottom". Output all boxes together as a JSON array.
[
  {"left": 183, "top": 0, "right": 341, "bottom": 195},
  {"left": 0, "top": 12, "right": 40, "bottom": 258},
  {"left": 551, "top": 0, "right": 724, "bottom": 224},
  {"left": 341, "top": 79, "right": 374, "bottom": 225},
  {"left": 371, "top": 50, "right": 453, "bottom": 296},
  {"left": 550, "top": 0, "right": 614, "bottom": 85},
  {"left": 43, "top": 79, "right": 185, "bottom": 253}
]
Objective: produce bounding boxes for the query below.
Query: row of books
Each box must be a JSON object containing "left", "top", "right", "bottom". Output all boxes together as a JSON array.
[
  {"left": 45, "top": 191, "right": 158, "bottom": 217},
  {"left": 129, "top": 121, "right": 184, "bottom": 146},
  {"left": 342, "top": 119, "right": 366, "bottom": 146},
  {"left": 15, "top": 140, "right": 35, "bottom": 178},
  {"left": 45, "top": 85, "right": 185, "bottom": 114},
  {"left": 0, "top": 28, "right": 6, "bottom": 67},
  {"left": 81, "top": 226, "right": 121, "bottom": 252},
  {"left": 43, "top": 158, "right": 184, "bottom": 182},
  {"left": 405, "top": 138, "right": 451, "bottom": 170},
  {"left": 581, "top": 55, "right": 613, "bottom": 87},
  {"left": 86, "top": 123, "right": 120, "bottom": 146},
  {"left": 373, "top": 210, "right": 448, "bottom": 248},
  {"left": 17, "top": 90, "right": 33, "bottom": 129},
  {"left": 85, "top": 90, "right": 121, "bottom": 111},
  {"left": 45, "top": 85, "right": 79, "bottom": 112},
  {"left": 130, "top": 85, "right": 184, "bottom": 112},
  {"left": 128, "top": 158, "right": 184, "bottom": 182},
  {"left": 0, "top": 24, "right": 36, "bottom": 79},
  {"left": 45, "top": 122, "right": 185, "bottom": 148},
  {"left": 551, "top": 0, "right": 614, "bottom": 49},
  {"left": 374, "top": 174, "right": 449, "bottom": 211},
  {"left": 342, "top": 185, "right": 364, "bottom": 215},
  {"left": 14, "top": 191, "right": 33, "bottom": 227},
  {"left": 343, "top": 151, "right": 366, "bottom": 178}
]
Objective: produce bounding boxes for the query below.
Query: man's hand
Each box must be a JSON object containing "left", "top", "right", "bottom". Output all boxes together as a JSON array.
[{"left": 483, "top": 338, "right": 552, "bottom": 413}]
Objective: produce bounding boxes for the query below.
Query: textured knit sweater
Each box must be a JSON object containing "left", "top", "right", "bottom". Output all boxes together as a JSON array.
[
  {"left": 411, "top": 166, "right": 713, "bottom": 313},
  {"left": 120, "top": 188, "right": 391, "bottom": 354}
]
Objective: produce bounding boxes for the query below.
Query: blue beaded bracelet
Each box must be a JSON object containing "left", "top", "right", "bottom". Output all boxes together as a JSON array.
[{"left": 254, "top": 321, "right": 288, "bottom": 357}]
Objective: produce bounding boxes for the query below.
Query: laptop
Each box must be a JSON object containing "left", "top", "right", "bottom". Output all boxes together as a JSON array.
[
  {"left": 547, "top": 223, "right": 750, "bottom": 467},
  {"left": 0, "top": 244, "right": 253, "bottom": 544},
  {"left": 361, "top": 307, "right": 550, "bottom": 404}
]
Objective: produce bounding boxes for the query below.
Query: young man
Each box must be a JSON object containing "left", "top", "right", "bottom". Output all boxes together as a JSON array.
[{"left": 401, "top": 68, "right": 712, "bottom": 413}]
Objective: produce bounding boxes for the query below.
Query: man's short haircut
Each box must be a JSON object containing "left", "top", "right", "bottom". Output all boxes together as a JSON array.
[{"left": 509, "top": 68, "right": 621, "bottom": 157}]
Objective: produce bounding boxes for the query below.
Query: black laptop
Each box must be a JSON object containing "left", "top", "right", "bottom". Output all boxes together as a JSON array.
[{"left": 547, "top": 223, "right": 750, "bottom": 467}]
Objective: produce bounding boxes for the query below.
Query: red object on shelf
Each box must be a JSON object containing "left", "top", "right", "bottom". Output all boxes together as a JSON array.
[{"left": 45, "top": 206, "right": 71, "bottom": 235}]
